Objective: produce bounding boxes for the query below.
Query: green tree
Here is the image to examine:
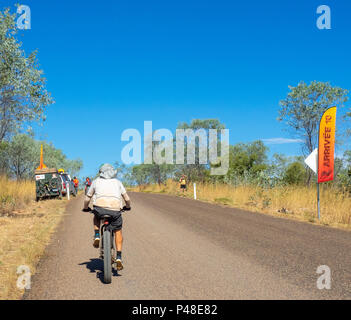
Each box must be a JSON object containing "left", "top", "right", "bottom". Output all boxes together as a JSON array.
[
  {"left": 267, "top": 154, "right": 309, "bottom": 186},
  {"left": 278, "top": 81, "right": 348, "bottom": 156},
  {"left": 3, "top": 134, "right": 83, "bottom": 179},
  {"left": 130, "top": 165, "right": 149, "bottom": 186},
  {"left": 129, "top": 120, "right": 223, "bottom": 185},
  {"left": 0, "top": 8, "right": 54, "bottom": 142},
  {"left": 0, "top": 140, "right": 9, "bottom": 174},
  {"left": 282, "top": 161, "right": 306, "bottom": 185},
  {"left": 268, "top": 153, "right": 289, "bottom": 181},
  {"left": 334, "top": 150, "right": 351, "bottom": 190},
  {"left": 114, "top": 161, "right": 129, "bottom": 180},
  {"left": 228, "top": 140, "right": 268, "bottom": 178},
  {"left": 3, "top": 134, "right": 37, "bottom": 179},
  {"left": 129, "top": 163, "right": 174, "bottom": 186},
  {"left": 176, "top": 119, "right": 226, "bottom": 182}
]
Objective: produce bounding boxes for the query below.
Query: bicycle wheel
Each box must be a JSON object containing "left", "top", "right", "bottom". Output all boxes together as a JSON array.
[{"left": 103, "top": 228, "right": 112, "bottom": 284}]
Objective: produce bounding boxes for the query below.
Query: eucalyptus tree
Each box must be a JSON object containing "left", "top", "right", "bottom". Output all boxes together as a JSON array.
[
  {"left": 3, "top": 135, "right": 83, "bottom": 179},
  {"left": 176, "top": 119, "right": 226, "bottom": 182},
  {"left": 0, "top": 8, "right": 54, "bottom": 142},
  {"left": 278, "top": 81, "right": 348, "bottom": 156},
  {"left": 278, "top": 81, "right": 348, "bottom": 184}
]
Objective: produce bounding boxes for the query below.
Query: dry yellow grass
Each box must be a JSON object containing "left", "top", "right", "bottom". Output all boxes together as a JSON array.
[
  {"left": 0, "top": 176, "right": 67, "bottom": 300},
  {"left": 132, "top": 180, "right": 351, "bottom": 230},
  {"left": 0, "top": 176, "right": 35, "bottom": 215}
]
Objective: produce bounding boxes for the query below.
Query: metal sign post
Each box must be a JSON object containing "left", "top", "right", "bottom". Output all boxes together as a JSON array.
[
  {"left": 305, "top": 149, "right": 320, "bottom": 220},
  {"left": 67, "top": 183, "right": 70, "bottom": 200},
  {"left": 194, "top": 183, "right": 197, "bottom": 200},
  {"left": 317, "top": 183, "right": 320, "bottom": 220}
]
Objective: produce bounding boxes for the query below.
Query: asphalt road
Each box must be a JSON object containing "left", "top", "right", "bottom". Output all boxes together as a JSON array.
[{"left": 24, "top": 192, "right": 351, "bottom": 300}]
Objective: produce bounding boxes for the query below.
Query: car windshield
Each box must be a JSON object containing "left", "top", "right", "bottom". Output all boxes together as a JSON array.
[{"left": 61, "top": 174, "right": 69, "bottom": 182}]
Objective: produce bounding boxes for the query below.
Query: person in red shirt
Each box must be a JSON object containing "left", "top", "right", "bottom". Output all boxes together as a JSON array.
[{"left": 73, "top": 177, "right": 79, "bottom": 194}]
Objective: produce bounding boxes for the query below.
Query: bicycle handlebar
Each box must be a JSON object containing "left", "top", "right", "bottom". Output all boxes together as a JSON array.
[{"left": 82, "top": 206, "right": 131, "bottom": 213}]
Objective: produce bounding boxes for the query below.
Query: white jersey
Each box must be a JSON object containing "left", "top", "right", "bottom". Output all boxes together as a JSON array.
[{"left": 87, "top": 177, "right": 127, "bottom": 210}]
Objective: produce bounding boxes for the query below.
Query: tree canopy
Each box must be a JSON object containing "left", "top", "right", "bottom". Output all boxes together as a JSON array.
[
  {"left": 0, "top": 134, "right": 83, "bottom": 179},
  {"left": 278, "top": 81, "right": 348, "bottom": 156},
  {"left": 0, "top": 8, "right": 54, "bottom": 142}
]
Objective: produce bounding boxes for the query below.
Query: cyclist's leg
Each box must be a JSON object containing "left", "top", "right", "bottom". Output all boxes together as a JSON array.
[
  {"left": 93, "top": 214, "right": 100, "bottom": 247},
  {"left": 114, "top": 229, "right": 123, "bottom": 270},
  {"left": 93, "top": 215, "right": 100, "bottom": 232},
  {"left": 115, "top": 229, "right": 123, "bottom": 252},
  {"left": 110, "top": 212, "right": 122, "bottom": 251},
  {"left": 110, "top": 212, "right": 123, "bottom": 270}
]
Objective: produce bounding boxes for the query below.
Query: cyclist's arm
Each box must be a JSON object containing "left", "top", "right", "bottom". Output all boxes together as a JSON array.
[
  {"left": 119, "top": 181, "right": 131, "bottom": 209},
  {"left": 83, "top": 196, "right": 91, "bottom": 210},
  {"left": 122, "top": 192, "right": 131, "bottom": 209},
  {"left": 84, "top": 181, "right": 95, "bottom": 209}
]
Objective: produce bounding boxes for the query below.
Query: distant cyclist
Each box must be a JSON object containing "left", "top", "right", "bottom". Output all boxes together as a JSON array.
[
  {"left": 85, "top": 177, "right": 92, "bottom": 195},
  {"left": 179, "top": 175, "right": 187, "bottom": 193},
  {"left": 83, "top": 164, "right": 131, "bottom": 271}
]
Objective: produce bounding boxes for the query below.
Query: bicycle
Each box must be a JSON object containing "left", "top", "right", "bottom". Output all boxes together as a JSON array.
[{"left": 84, "top": 206, "right": 129, "bottom": 284}]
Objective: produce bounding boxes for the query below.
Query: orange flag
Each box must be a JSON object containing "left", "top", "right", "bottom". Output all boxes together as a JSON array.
[
  {"left": 36, "top": 144, "right": 47, "bottom": 170},
  {"left": 318, "top": 107, "right": 337, "bottom": 183}
]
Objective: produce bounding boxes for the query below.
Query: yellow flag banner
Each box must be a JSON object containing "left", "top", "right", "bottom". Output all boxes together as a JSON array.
[{"left": 318, "top": 107, "right": 337, "bottom": 183}]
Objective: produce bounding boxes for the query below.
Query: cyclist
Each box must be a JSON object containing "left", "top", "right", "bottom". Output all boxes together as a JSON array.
[
  {"left": 85, "top": 177, "right": 92, "bottom": 195},
  {"left": 83, "top": 164, "right": 131, "bottom": 271}
]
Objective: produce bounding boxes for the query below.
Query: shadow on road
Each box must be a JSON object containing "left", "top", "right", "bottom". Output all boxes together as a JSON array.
[{"left": 79, "top": 259, "right": 120, "bottom": 284}]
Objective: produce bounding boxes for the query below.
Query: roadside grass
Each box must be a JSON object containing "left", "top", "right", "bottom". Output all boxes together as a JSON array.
[
  {"left": 131, "top": 180, "right": 351, "bottom": 230},
  {"left": 0, "top": 176, "right": 67, "bottom": 300},
  {"left": 0, "top": 176, "right": 34, "bottom": 216}
]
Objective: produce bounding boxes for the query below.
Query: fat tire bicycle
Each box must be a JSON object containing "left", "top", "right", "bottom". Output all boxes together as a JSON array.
[{"left": 84, "top": 207, "right": 129, "bottom": 284}]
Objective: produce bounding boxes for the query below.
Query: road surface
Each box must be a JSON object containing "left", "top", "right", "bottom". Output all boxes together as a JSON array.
[{"left": 24, "top": 192, "right": 351, "bottom": 300}]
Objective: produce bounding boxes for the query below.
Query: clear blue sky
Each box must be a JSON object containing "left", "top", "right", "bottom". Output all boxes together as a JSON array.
[{"left": 2, "top": 0, "right": 351, "bottom": 177}]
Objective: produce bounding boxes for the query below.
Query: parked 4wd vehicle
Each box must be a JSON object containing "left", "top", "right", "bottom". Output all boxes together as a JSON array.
[
  {"left": 59, "top": 173, "right": 76, "bottom": 197},
  {"left": 35, "top": 168, "right": 62, "bottom": 201}
]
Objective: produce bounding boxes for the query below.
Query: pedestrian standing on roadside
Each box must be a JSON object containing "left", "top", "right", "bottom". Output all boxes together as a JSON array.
[
  {"left": 179, "top": 175, "right": 187, "bottom": 193},
  {"left": 73, "top": 177, "right": 79, "bottom": 194}
]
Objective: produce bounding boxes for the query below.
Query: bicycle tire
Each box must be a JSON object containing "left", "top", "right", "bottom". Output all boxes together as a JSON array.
[{"left": 103, "top": 228, "right": 112, "bottom": 284}]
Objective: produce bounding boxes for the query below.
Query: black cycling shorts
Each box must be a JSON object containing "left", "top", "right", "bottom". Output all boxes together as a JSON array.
[{"left": 92, "top": 206, "right": 123, "bottom": 231}]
